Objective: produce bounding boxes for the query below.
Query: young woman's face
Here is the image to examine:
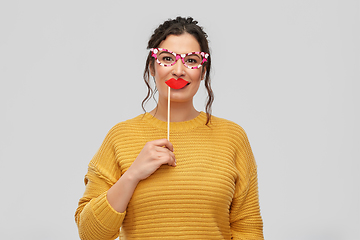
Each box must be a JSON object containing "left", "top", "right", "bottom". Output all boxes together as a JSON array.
[{"left": 150, "top": 33, "right": 206, "bottom": 104}]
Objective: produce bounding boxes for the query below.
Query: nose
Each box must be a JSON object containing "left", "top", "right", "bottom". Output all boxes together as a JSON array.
[{"left": 172, "top": 58, "right": 186, "bottom": 77}]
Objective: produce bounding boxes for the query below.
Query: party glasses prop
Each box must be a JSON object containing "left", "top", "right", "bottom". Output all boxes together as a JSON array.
[{"left": 151, "top": 48, "right": 209, "bottom": 69}]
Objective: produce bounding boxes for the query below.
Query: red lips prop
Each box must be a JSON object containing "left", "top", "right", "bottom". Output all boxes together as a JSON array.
[{"left": 165, "top": 78, "right": 189, "bottom": 89}]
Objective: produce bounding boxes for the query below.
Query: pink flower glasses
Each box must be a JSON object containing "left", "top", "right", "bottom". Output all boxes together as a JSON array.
[{"left": 151, "top": 48, "right": 209, "bottom": 69}]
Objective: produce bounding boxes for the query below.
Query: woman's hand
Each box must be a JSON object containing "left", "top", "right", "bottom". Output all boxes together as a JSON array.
[
  {"left": 127, "top": 139, "right": 176, "bottom": 182},
  {"left": 107, "top": 139, "right": 176, "bottom": 212}
]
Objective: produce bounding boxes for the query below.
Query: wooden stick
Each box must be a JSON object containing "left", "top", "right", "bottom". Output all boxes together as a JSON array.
[{"left": 167, "top": 86, "right": 170, "bottom": 141}]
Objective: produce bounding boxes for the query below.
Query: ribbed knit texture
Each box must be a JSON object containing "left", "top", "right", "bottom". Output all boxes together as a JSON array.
[{"left": 75, "top": 112, "right": 263, "bottom": 240}]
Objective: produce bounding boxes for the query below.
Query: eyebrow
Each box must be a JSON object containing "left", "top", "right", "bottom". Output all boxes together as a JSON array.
[
  {"left": 187, "top": 53, "right": 201, "bottom": 57},
  {"left": 158, "top": 49, "right": 201, "bottom": 57},
  {"left": 158, "top": 51, "right": 170, "bottom": 55}
]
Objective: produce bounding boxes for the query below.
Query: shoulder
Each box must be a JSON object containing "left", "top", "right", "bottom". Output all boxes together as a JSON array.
[
  {"left": 106, "top": 114, "right": 146, "bottom": 137},
  {"left": 209, "top": 115, "right": 247, "bottom": 135},
  {"left": 207, "top": 115, "right": 252, "bottom": 148}
]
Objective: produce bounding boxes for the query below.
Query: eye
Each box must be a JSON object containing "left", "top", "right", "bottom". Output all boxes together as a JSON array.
[
  {"left": 162, "top": 56, "right": 174, "bottom": 62},
  {"left": 186, "top": 58, "right": 198, "bottom": 64},
  {"left": 158, "top": 52, "right": 175, "bottom": 64},
  {"left": 184, "top": 54, "right": 201, "bottom": 66}
]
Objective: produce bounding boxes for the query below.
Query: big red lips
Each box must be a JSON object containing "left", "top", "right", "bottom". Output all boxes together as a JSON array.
[{"left": 165, "top": 78, "right": 189, "bottom": 89}]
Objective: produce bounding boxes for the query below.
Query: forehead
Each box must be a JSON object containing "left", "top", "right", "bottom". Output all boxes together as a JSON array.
[{"left": 158, "top": 33, "right": 201, "bottom": 54}]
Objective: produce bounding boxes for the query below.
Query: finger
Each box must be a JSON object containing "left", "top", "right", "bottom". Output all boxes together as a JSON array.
[
  {"left": 155, "top": 147, "right": 176, "bottom": 161},
  {"left": 155, "top": 146, "right": 174, "bottom": 154},
  {"left": 157, "top": 152, "right": 176, "bottom": 167},
  {"left": 151, "top": 139, "right": 174, "bottom": 152}
]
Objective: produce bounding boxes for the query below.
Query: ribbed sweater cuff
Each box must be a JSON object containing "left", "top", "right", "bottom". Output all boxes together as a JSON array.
[{"left": 91, "top": 191, "right": 126, "bottom": 230}]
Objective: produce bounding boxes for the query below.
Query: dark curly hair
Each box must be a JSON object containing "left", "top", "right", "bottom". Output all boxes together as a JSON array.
[{"left": 142, "top": 16, "right": 213, "bottom": 125}]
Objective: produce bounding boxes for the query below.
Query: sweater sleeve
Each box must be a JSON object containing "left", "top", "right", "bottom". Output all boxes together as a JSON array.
[
  {"left": 229, "top": 128, "right": 264, "bottom": 239},
  {"left": 75, "top": 127, "right": 126, "bottom": 240}
]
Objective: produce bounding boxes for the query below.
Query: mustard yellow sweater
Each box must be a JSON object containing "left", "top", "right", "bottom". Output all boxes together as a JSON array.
[{"left": 75, "top": 112, "right": 263, "bottom": 240}]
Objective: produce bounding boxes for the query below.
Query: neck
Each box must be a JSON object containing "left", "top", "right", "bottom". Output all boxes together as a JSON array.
[{"left": 149, "top": 99, "right": 200, "bottom": 122}]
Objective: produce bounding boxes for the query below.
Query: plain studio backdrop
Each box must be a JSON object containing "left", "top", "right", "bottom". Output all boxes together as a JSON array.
[{"left": 0, "top": 1, "right": 359, "bottom": 239}]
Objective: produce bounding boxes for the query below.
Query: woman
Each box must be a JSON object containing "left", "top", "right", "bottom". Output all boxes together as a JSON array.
[{"left": 75, "top": 17, "right": 264, "bottom": 240}]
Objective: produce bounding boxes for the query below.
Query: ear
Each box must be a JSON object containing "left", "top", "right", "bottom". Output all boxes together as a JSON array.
[
  {"left": 149, "top": 63, "right": 155, "bottom": 77},
  {"left": 201, "top": 66, "right": 207, "bottom": 80}
]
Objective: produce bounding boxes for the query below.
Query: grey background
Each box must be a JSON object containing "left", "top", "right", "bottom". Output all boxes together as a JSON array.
[{"left": 0, "top": 0, "right": 359, "bottom": 239}]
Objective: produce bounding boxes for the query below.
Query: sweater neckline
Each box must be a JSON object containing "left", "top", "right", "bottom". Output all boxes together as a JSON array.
[{"left": 142, "top": 111, "right": 207, "bottom": 132}]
